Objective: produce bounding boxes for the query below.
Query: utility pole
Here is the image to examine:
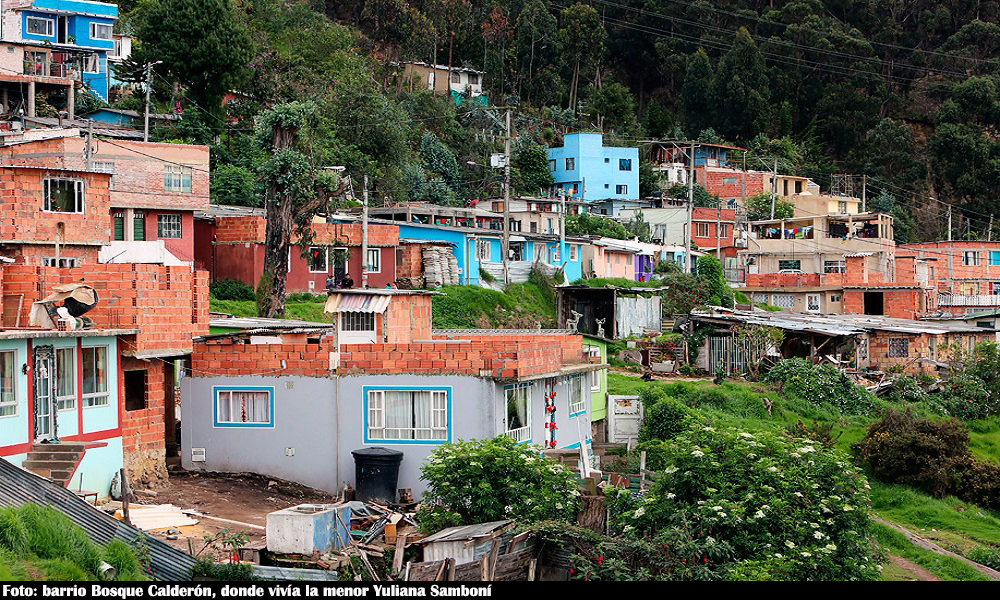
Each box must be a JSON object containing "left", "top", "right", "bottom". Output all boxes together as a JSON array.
[
  {"left": 502, "top": 109, "right": 511, "bottom": 285},
  {"left": 143, "top": 62, "right": 153, "bottom": 143},
  {"left": 861, "top": 174, "right": 867, "bottom": 213},
  {"left": 770, "top": 157, "right": 777, "bottom": 220},
  {"left": 686, "top": 143, "right": 694, "bottom": 273},
  {"left": 947, "top": 203, "right": 954, "bottom": 294},
  {"left": 989, "top": 214, "right": 993, "bottom": 242},
  {"left": 361, "top": 174, "right": 369, "bottom": 289},
  {"left": 84, "top": 119, "right": 93, "bottom": 171},
  {"left": 716, "top": 203, "right": 722, "bottom": 261}
]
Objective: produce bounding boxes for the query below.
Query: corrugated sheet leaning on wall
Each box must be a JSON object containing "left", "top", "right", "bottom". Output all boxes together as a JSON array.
[
  {"left": 0, "top": 458, "right": 196, "bottom": 581},
  {"left": 615, "top": 295, "right": 662, "bottom": 338}
]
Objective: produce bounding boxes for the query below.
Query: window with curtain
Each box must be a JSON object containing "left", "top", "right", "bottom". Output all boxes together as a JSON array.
[
  {"left": 568, "top": 376, "right": 586, "bottom": 415},
  {"left": 366, "top": 389, "right": 448, "bottom": 441},
  {"left": 216, "top": 389, "right": 272, "bottom": 426},
  {"left": 505, "top": 384, "right": 531, "bottom": 442},
  {"left": 81, "top": 346, "right": 108, "bottom": 407},
  {"left": 55, "top": 347, "right": 75, "bottom": 411},
  {"left": 0, "top": 351, "right": 15, "bottom": 417}
]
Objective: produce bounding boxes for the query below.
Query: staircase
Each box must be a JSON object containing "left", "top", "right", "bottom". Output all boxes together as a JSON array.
[{"left": 22, "top": 442, "right": 86, "bottom": 488}]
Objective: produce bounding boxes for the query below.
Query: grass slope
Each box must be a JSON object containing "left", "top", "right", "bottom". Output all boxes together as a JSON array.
[
  {"left": 210, "top": 298, "right": 331, "bottom": 323},
  {"left": 432, "top": 283, "right": 557, "bottom": 329}
]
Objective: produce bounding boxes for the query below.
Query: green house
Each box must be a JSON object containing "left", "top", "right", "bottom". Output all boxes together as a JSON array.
[{"left": 583, "top": 334, "right": 609, "bottom": 422}]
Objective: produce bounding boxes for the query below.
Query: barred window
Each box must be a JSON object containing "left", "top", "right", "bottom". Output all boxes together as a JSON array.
[
  {"left": 888, "top": 338, "right": 909, "bottom": 358},
  {"left": 341, "top": 312, "right": 376, "bottom": 332},
  {"left": 157, "top": 214, "right": 182, "bottom": 238}
]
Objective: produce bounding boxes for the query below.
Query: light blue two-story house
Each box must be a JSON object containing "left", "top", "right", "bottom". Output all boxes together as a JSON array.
[
  {"left": 548, "top": 133, "right": 640, "bottom": 214},
  {"left": 0, "top": 0, "right": 119, "bottom": 118}
]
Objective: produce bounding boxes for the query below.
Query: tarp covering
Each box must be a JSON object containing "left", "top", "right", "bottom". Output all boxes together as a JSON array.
[
  {"left": 28, "top": 284, "right": 99, "bottom": 328},
  {"left": 324, "top": 293, "right": 392, "bottom": 314}
]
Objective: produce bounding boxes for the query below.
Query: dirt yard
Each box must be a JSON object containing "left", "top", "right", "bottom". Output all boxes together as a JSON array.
[{"left": 132, "top": 471, "right": 337, "bottom": 560}]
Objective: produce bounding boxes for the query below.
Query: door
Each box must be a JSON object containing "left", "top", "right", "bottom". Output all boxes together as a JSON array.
[
  {"left": 57, "top": 16, "right": 67, "bottom": 44},
  {"left": 806, "top": 294, "right": 821, "bottom": 313},
  {"left": 33, "top": 346, "right": 57, "bottom": 442},
  {"left": 332, "top": 248, "right": 348, "bottom": 282}
]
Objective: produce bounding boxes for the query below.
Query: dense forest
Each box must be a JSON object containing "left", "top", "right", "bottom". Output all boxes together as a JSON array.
[{"left": 109, "top": 0, "right": 1000, "bottom": 243}]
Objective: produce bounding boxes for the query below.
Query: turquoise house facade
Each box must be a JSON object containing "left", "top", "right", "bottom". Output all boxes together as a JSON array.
[
  {"left": 548, "top": 133, "right": 639, "bottom": 203},
  {"left": 0, "top": 330, "right": 129, "bottom": 497}
]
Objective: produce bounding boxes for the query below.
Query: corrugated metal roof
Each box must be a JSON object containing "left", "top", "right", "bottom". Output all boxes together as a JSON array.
[
  {"left": 692, "top": 308, "right": 990, "bottom": 336},
  {"left": 417, "top": 520, "right": 514, "bottom": 544},
  {"left": 323, "top": 293, "right": 392, "bottom": 314},
  {"left": 210, "top": 317, "right": 332, "bottom": 329},
  {"left": 0, "top": 457, "right": 196, "bottom": 581}
]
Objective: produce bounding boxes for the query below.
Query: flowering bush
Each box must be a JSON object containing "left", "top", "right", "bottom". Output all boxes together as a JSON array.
[
  {"left": 764, "top": 358, "right": 879, "bottom": 415},
  {"left": 417, "top": 436, "right": 580, "bottom": 532},
  {"left": 937, "top": 373, "right": 1000, "bottom": 421},
  {"left": 603, "top": 425, "right": 882, "bottom": 581}
]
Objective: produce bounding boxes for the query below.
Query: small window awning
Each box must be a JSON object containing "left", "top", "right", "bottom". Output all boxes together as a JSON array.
[{"left": 324, "top": 293, "right": 392, "bottom": 314}]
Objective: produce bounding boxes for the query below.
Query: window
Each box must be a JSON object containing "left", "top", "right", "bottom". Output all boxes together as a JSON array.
[
  {"left": 585, "top": 347, "right": 603, "bottom": 391},
  {"left": 959, "top": 282, "right": 979, "bottom": 295},
  {"left": 476, "top": 239, "right": 491, "bottom": 262},
  {"left": 307, "top": 246, "right": 327, "bottom": 273},
  {"left": 43, "top": 178, "right": 83, "bottom": 213},
  {"left": 215, "top": 388, "right": 273, "bottom": 427},
  {"left": 450, "top": 70, "right": 460, "bottom": 84},
  {"left": 124, "top": 370, "right": 146, "bottom": 412},
  {"left": 616, "top": 185, "right": 628, "bottom": 195},
  {"left": 696, "top": 222, "right": 710, "bottom": 237},
  {"left": 93, "top": 160, "right": 114, "bottom": 185},
  {"left": 113, "top": 211, "right": 124, "bottom": 241},
  {"left": 991, "top": 251, "right": 1000, "bottom": 266},
  {"left": 604, "top": 158, "right": 610, "bottom": 163},
  {"left": 548, "top": 159, "right": 556, "bottom": 172},
  {"left": 0, "top": 351, "right": 15, "bottom": 417},
  {"left": 157, "top": 214, "right": 182, "bottom": 239},
  {"left": 366, "top": 248, "right": 381, "bottom": 274},
  {"left": 366, "top": 388, "right": 448, "bottom": 442},
  {"left": 888, "top": 338, "right": 909, "bottom": 358},
  {"left": 133, "top": 211, "right": 146, "bottom": 241},
  {"left": 722, "top": 177, "right": 738, "bottom": 185},
  {"left": 81, "top": 54, "right": 100, "bottom": 74},
  {"left": 619, "top": 159, "right": 632, "bottom": 171},
  {"left": 468, "top": 73, "right": 479, "bottom": 85},
  {"left": 838, "top": 201, "right": 848, "bottom": 214},
  {"left": 81, "top": 346, "right": 108, "bottom": 407},
  {"left": 570, "top": 244, "right": 579, "bottom": 261},
  {"left": 991, "top": 282, "right": 1000, "bottom": 295},
  {"left": 43, "top": 257, "right": 78, "bottom": 268},
  {"left": 565, "top": 158, "right": 575, "bottom": 171},
  {"left": 505, "top": 384, "right": 531, "bottom": 443},
  {"left": 163, "top": 165, "right": 192, "bottom": 193},
  {"left": 90, "top": 23, "right": 112, "bottom": 40},
  {"left": 824, "top": 260, "right": 847, "bottom": 274},
  {"left": 963, "top": 251, "right": 981, "bottom": 266},
  {"left": 568, "top": 376, "right": 586, "bottom": 416},
  {"left": 26, "top": 17, "right": 53, "bottom": 36},
  {"left": 772, "top": 294, "right": 795, "bottom": 309},
  {"left": 529, "top": 222, "right": 537, "bottom": 233},
  {"left": 778, "top": 260, "right": 801, "bottom": 271},
  {"left": 830, "top": 295, "right": 842, "bottom": 303},
  {"left": 341, "top": 312, "right": 376, "bottom": 332}
]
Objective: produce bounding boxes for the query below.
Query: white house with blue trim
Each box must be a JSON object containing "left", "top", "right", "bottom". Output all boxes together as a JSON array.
[{"left": 0, "top": 0, "right": 119, "bottom": 118}]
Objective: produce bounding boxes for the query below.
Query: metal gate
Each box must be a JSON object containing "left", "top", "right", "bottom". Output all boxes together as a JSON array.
[{"left": 707, "top": 334, "right": 749, "bottom": 376}]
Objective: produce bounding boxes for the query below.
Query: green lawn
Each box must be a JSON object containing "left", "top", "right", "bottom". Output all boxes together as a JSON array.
[
  {"left": 871, "top": 523, "right": 990, "bottom": 581},
  {"left": 210, "top": 298, "right": 331, "bottom": 324}
]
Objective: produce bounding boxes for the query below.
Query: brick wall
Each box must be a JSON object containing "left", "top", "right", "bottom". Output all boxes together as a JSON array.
[
  {"left": 121, "top": 357, "right": 168, "bottom": 486},
  {"left": 214, "top": 217, "right": 399, "bottom": 247},
  {"left": 696, "top": 168, "right": 765, "bottom": 200},
  {"left": 191, "top": 332, "right": 587, "bottom": 379},
  {"left": 1, "top": 264, "right": 209, "bottom": 355},
  {"left": 397, "top": 243, "right": 425, "bottom": 280},
  {"left": 901, "top": 241, "right": 1000, "bottom": 292},
  {"left": 384, "top": 294, "right": 433, "bottom": 343},
  {"left": 0, "top": 166, "right": 112, "bottom": 246}
]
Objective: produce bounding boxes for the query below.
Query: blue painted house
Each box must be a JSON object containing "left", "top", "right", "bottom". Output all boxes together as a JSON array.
[
  {"left": 0, "top": 328, "right": 134, "bottom": 498},
  {"left": 548, "top": 133, "right": 639, "bottom": 206},
  {"left": 0, "top": 0, "right": 119, "bottom": 118}
]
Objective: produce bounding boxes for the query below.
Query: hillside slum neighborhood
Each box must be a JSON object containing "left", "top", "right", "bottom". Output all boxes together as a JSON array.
[{"left": 0, "top": 9, "right": 999, "bottom": 580}]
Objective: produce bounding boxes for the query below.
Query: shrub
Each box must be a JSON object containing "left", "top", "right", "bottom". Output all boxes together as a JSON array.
[
  {"left": 852, "top": 409, "right": 970, "bottom": 497},
  {"left": 937, "top": 373, "right": 999, "bottom": 420},
  {"left": 604, "top": 425, "right": 881, "bottom": 581},
  {"left": 640, "top": 396, "right": 691, "bottom": 442},
  {"left": 953, "top": 458, "right": 1000, "bottom": 512},
  {"left": 418, "top": 436, "right": 580, "bottom": 531},
  {"left": 209, "top": 279, "right": 256, "bottom": 301},
  {"left": 786, "top": 421, "right": 840, "bottom": 449},
  {"left": 966, "top": 545, "right": 1000, "bottom": 571},
  {"left": 764, "top": 358, "right": 878, "bottom": 415},
  {"left": 888, "top": 375, "right": 927, "bottom": 404}
]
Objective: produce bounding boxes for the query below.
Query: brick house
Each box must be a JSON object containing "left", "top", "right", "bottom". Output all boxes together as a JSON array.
[
  {"left": 194, "top": 208, "right": 400, "bottom": 292},
  {"left": 900, "top": 241, "right": 1000, "bottom": 315},
  {"left": 180, "top": 290, "right": 605, "bottom": 497},
  {"left": 0, "top": 134, "right": 210, "bottom": 263}
]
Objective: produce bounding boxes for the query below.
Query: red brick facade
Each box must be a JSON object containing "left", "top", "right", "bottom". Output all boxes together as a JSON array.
[{"left": 0, "top": 166, "right": 111, "bottom": 249}]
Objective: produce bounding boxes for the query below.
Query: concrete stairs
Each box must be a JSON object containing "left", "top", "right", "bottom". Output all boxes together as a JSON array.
[{"left": 22, "top": 442, "right": 86, "bottom": 488}]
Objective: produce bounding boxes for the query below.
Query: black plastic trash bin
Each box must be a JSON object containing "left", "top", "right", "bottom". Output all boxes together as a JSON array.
[{"left": 352, "top": 447, "right": 404, "bottom": 503}]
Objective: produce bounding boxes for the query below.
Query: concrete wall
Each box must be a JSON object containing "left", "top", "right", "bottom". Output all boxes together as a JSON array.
[{"left": 549, "top": 133, "right": 639, "bottom": 201}]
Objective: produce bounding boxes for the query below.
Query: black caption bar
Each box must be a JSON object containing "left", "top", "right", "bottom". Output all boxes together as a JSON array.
[{"left": 0, "top": 584, "right": 505, "bottom": 599}]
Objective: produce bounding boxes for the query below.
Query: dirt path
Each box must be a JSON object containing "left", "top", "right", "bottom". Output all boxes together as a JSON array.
[
  {"left": 876, "top": 518, "right": 1000, "bottom": 581},
  {"left": 887, "top": 555, "right": 941, "bottom": 581}
]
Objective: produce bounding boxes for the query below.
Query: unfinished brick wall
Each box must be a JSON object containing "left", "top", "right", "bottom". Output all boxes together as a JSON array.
[
  {"left": 192, "top": 339, "right": 332, "bottom": 376},
  {"left": 397, "top": 243, "right": 425, "bottom": 280},
  {"left": 0, "top": 264, "right": 209, "bottom": 355},
  {"left": 696, "top": 168, "right": 765, "bottom": 200},
  {"left": 900, "top": 241, "right": 1000, "bottom": 292},
  {"left": 383, "top": 294, "right": 433, "bottom": 343},
  {"left": 121, "top": 356, "right": 169, "bottom": 486},
  {"left": 0, "top": 166, "right": 112, "bottom": 246}
]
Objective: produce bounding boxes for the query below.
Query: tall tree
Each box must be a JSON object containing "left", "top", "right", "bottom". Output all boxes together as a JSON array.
[
  {"left": 256, "top": 102, "right": 341, "bottom": 318},
  {"left": 558, "top": 3, "right": 606, "bottom": 113},
  {"left": 133, "top": 0, "right": 250, "bottom": 122},
  {"left": 681, "top": 49, "right": 714, "bottom": 138},
  {"left": 425, "top": 0, "right": 473, "bottom": 69},
  {"left": 711, "top": 29, "right": 770, "bottom": 142}
]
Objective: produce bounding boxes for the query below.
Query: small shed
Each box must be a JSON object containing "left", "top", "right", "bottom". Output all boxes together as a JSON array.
[
  {"left": 417, "top": 520, "right": 515, "bottom": 565},
  {"left": 556, "top": 285, "right": 665, "bottom": 339}
]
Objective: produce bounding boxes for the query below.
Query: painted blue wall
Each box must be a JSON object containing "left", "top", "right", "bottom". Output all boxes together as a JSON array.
[
  {"left": 85, "top": 109, "right": 134, "bottom": 126},
  {"left": 548, "top": 133, "right": 639, "bottom": 202}
]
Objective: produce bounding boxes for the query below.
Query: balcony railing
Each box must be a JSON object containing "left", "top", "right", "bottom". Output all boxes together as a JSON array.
[
  {"left": 725, "top": 267, "right": 745, "bottom": 283},
  {"left": 23, "top": 60, "right": 77, "bottom": 79},
  {"left": 505, "top": 426, "right": 531, "bottom": 444}
]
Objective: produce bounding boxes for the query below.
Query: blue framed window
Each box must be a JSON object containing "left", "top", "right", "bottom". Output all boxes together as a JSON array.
[
  {"left": 504, "top": 383, "right": 531, "bottom": 443},
  {"left": 213, "top": 386, "right": 274, "bottom": 428},
  {"left": 990, "top": 251, "right": 1000, "bottom": 266},
  {"left": 364, "top": 387, "right": 450, "bottom": 444},
  {"left": 568, "top": 375, "right": 586, "bottom": 417}
]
